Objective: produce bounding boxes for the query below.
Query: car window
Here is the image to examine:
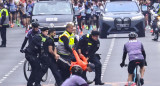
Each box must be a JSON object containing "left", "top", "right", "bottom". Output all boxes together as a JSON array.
[
  {"left": 33, "top": 2, "right": 72, "bottom": 15},
  {"left": 105, "top": 2, "right": 139, "bottom": 12}
]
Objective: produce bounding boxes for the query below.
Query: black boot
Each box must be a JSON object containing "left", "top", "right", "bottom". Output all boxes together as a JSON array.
[
  {"left": 0, "top": 44, "right": 6, "bottom": 47},
  {"left": 152, "top": 39, "right": 158, "bottom": 41},
  {"left": 95, "top": 82, "right": 105, "bottom": 85}
]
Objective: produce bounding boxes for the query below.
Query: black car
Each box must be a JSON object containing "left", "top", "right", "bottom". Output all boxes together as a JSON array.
[
  {"left": 32, "top": 1, "right": 74, "bottom": 40},
  {"left": 99, "top": 0, "right": 147, "bottom": 38}
]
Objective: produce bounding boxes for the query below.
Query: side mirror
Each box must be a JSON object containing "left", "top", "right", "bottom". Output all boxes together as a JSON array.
[{"left": 141, "top": 5, "right": 148, "bottom": 12}]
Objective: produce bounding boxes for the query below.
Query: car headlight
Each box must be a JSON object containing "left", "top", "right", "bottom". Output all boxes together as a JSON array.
[
  {"left": 131, "top": 16, "right": 144, "bottom": 20},
  {"left": 103, "top": 17, "right": 114, "bottom": 21}
]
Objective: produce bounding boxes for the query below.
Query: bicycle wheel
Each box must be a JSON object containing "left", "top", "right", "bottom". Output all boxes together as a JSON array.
[
  {"left": 136, "top": 74, "right": 141, "bottom": 86},
  {"left": 23, "top": 60, "right": 32, "bottom": 81},
  {"left": 41, "top": 70, "right": 48, "bottom": 82}
]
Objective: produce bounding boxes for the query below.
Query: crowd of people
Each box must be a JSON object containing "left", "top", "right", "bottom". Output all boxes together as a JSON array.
[{"left": 2, "top": 0, "right": 34, "bottom": 29}]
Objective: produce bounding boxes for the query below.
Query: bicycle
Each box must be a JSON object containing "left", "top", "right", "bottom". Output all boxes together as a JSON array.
[
  {"left": 23, "top": 60, "right": 48, "bottom": 82},
  {"left": 124, "top": 62, "right": 142, "bottom": 86}
]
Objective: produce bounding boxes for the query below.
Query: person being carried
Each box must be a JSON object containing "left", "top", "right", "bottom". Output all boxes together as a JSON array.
[{"left": 70, "top": 49, "right": 95, "bottom": 72}]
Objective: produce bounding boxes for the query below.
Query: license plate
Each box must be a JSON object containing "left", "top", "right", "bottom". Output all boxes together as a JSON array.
[{"left": 117, "top": 24, "right": 129, "bottom": 27}]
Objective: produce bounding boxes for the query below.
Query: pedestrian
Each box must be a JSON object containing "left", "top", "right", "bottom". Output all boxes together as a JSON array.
[{"left": 0, "top": 3, "right": 9, "bottom": 47}]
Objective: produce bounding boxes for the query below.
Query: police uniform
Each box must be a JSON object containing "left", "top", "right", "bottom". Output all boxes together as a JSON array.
[
  {"left": 78, "top": 34, "right": 103, "bottom": 84},
  {"left": 57, "top": 30, "right": 77, "bottom": 81},
  {"left": 0, "top": 8, "right": 9, "bottom": 47},
  {"left": 39, "top": 36, "right": 63, "bottom": 86},
  {"left": 25, "top": 34, "right": 48, "bottom": 86}
]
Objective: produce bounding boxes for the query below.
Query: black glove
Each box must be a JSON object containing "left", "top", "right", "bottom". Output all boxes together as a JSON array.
[
  {"left": 120, "top": 62, "right": 125, "bottom": 68},
  {"left": 20, "top": 49, "right": 24, "bottom": 53}
]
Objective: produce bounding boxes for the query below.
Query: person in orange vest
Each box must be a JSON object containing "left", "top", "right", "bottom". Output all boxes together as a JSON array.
[{"left": 70, "top": 49, "right": 95, "bottom": 72}]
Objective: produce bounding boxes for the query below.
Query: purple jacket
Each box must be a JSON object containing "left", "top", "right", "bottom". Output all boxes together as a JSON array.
[{"left": 124, "top": 40, "right": 144, "bottom": 61}]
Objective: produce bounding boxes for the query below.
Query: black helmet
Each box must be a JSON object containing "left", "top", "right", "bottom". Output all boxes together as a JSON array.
[
  {"left": 32, "top": 19, "right": 39, "bottom": 28},
  {"left": 71, "top": 65, "right": 83, "bottom": 76},
  {"left": 128, "top": 32, "right": 138, "bottom": 39}
]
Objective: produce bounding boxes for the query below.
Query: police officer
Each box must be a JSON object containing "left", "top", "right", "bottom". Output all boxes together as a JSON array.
[
  {"left": 77, "top": 30, "right": 104, "bottom": 85},
  {"left": 0, "top": 3, "right": 9, "bottom": 47},
  {"left": 25, "top": 27, "right": 49, "bottom": 86},
  {"left": 20, "top": 19, "right": 41, "bottom": 52},
  {"left": 57, "top": 23, "right": 78, "bottom": 81},
  {"left": 39, "top": 28, "right": 63, "bottom": 86}
]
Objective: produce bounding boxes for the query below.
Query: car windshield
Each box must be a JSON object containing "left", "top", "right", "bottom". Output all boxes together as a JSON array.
[
  {"left": 105, "top": 2, "right": 139, "bottom": 12},
  {"left": 33, "top": 2, "right": 72, "bottom": 15}
]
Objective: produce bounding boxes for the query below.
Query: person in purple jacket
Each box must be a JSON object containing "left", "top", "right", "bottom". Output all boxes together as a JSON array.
[
  {"left": 61, "top": 65, "right": 88, "bottom": 86},
  {"left": 120, "top": 32, "right": 147, "bottom": 85}
]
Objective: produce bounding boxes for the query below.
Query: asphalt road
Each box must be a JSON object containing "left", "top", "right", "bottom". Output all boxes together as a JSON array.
[{"left": 0, "top": 26, "right": 160, "bottom": 86}]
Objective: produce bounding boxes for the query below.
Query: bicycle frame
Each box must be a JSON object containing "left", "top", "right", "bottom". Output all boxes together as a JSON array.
[{"left": 133, "top": 65, "right": 138, "bottom": 83}]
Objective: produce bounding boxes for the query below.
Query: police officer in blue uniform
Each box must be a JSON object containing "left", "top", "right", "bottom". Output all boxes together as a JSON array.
[
  {"left": 25, "top": 27, "right": 49, "bottom": 86},
  {"left": 39, "top": 28, "right": 63, "bottom": 86},
  {"left": 77, "top": 30, "right": 104, "bottom": 85}
]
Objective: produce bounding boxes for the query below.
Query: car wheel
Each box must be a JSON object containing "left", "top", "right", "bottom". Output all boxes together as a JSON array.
[{"left": 99, "top": 23, "right": 108, "bottom": 38}]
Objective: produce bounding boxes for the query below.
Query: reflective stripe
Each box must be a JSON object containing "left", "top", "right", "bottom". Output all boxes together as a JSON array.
[
  {"left": 0, "top": 8, "right": 9, "bottom": 25},
  {"left": 59, "top": 31, "right": 75, "bottom": 48},
  {"left": 88, "top": 42, "right": 92, "bottom": 45},
  {"left": 40, "top": 34, "right": 46, "bottom": 42},
  {"left": 86, "top": 34, "right": 90, "bottom": 38},
  {"left": 57, "top": 31, "right": 75, "bottom": 55}
]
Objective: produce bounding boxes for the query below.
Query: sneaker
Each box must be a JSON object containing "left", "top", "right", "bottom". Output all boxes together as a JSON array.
[
  {"left": 80, "top": 31, "right": 83, "bottom": 35},
  {"left": 21, "top": 25, "right": 24, "bottom": 28},
  {"left": 18, "top": 24, "right": 20, "bottom": 27},
  {"left": 140, "top": 78, "right": 144, "bottom": 85},
  {"left": 25, "top": 30, "right": 29, "bottom": 33},
  {"left": 82, "top": 25, "right": 84, "bottom": 29},
  {"left": 93, "top": 25, "right": 97, "bottom": 30},
  {"left": 86, "top": 26, "right": 89, "bottom": 30},
  {"left": 10, "top": 24, "right": 14, "bottom": 28}
]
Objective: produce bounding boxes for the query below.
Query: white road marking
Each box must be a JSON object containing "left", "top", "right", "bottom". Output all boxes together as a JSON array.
[
  {"left": 101, "top": 35, "right": 116, "bottom": 80},
  {"left": 0, "top": 58, "right": 25, "bottom": 84}
]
